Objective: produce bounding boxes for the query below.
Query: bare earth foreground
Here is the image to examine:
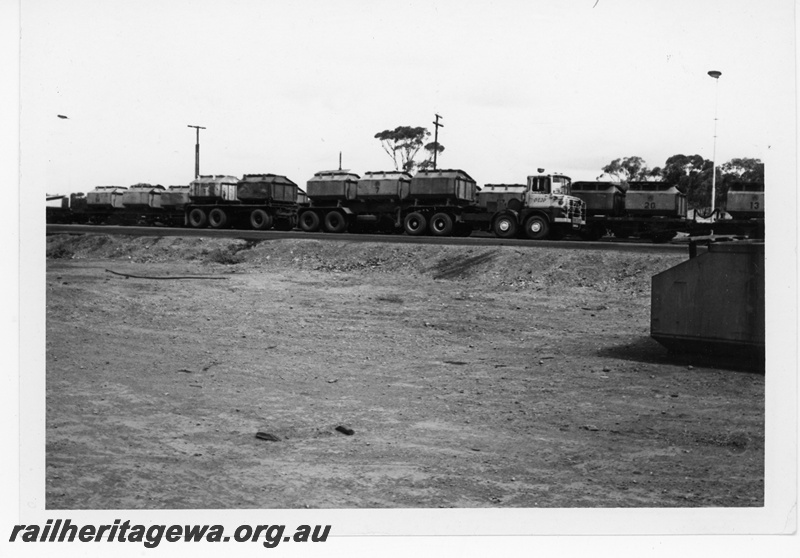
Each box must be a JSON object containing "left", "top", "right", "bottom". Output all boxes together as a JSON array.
[{"left": 45, "top": 234, "right": 764, "bottom": 509}]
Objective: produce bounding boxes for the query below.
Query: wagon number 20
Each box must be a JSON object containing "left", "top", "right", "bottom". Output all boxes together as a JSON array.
[{"left": 644, "top": 202, "right": 657, "bottom": 209}]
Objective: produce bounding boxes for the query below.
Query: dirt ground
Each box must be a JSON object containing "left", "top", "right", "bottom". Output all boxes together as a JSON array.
[{"left": 44, "top": 233, "right": 764, "bottom": 509}]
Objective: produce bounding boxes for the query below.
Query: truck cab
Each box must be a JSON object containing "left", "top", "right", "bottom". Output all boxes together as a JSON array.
[{"left": 478, "top": 171, "right": 586, "bottom": 239}]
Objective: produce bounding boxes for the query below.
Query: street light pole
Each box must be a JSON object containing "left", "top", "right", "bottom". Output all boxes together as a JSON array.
[
  {"left": 707, "top": 71, "right": 721, "bottom": 220},
  {"left": 187, "top": 125, "right": 206, "bottom": 178}
]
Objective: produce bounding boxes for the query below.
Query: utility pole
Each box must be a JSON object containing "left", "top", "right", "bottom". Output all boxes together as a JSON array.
[
  {"left": 187, "top": 124, "right": 206, "bottom": 178},
  {"left": 432, "top": 114, "right": 443, "bottom": 170}
]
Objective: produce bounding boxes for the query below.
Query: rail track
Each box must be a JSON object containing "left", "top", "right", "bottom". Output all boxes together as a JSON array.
[{"left": 46, "top": 224, "right": 695, "bottom": 254}]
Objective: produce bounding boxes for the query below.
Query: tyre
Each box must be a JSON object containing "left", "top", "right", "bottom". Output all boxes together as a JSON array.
[
  {"left": 429, "top": 212, "right": 454, "bottom": 236},
  {"left": 208, "top": 208, "right": 228, "bottom": 229},
  {"left": 249, "top": 209, "right": 273, "bottom": 230},
  {"left": 188, "top": 208, "right": 207, "bottom": 228},
  {"left": 403, "top": 212, "right": 427, "bottom": 236},
  {"left": 493, "top": 214, "right": 518, "bottom": 238},
  {"left": 324, "top": 210, "right": 347, "bottom": 233},
  {"left": 524, "top": 215, "right": 550, "bottom": 240},
  {"left": 299, "top": 210, "right": 320, "bottom": 232}
]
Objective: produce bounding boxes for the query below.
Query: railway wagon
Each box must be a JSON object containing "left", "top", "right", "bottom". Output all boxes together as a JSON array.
[
  {"left": 298, "top": 168, "right": 479, "bottom": 236},
  {"left": 186, "top": 173, "right": 299, "bottom": 230},
  {"left": 572, "top": 181, "right": 688, "bottom": 242}
]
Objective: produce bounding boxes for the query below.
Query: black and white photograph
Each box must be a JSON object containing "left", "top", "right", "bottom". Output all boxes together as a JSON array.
[{"left": 3, "top": 0, "right": 798, "bottom": 556}]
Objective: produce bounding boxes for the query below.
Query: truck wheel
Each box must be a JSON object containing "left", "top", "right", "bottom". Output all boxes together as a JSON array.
[
  {"left": 404, "top": 212, "right": 427, "bottom": 236},
  {"left": 429, "top": 213, "right": 454, "bottom": 236},
  {"left": 208, "top": 208, "right": 228, "bottom": 229},
  {"left": 324, "top": 211, "right": 347, "bottom": 233},
  {"left": 188, "top": 208, "right": 207, "bottom": 228},
  {"left": 493, "top": 214, "right": 518, "bottom": 238},
  {"left": 524, "top": 215, "right": 549, "bottom": 240},
  {"left": 250, "top": 209, "right": 273, "bottom": 230},
  {"left": 299, "top": 211, "right": 320, "bottom": 232}
]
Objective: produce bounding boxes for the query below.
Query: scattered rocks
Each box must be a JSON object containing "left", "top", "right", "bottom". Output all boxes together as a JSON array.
[
  {"left": 255, "top": 432, "right": 281, "bottom": 442},
  {"left": 335, "top": 426, "right": 355, "bottom": 436}
]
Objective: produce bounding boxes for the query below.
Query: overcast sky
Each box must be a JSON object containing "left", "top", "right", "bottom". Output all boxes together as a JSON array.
[{"left": 21, "top": 0, "right": 795, "bottom": 195}]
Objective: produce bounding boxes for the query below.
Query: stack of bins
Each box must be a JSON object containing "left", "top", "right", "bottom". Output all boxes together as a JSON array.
[{"left": 356, "top": 171, "right": 411, "bottom": 201}]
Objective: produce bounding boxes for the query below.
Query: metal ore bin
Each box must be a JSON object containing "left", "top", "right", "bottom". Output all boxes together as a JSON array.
[
  {"left": 189, "top": 175, "right": 239, "bottom": 202},
  {"left": 625, "top": 182, "right": 687, "bottom": 217},
  {"left": 650, "top": 242, "right": 764, "bottom": 368},
  {"left": 356, "top": 171, "right": 412, "bottom": 200},
  {"left": 86, "top": 186, "right": 127, "bottom": 209},
  {"left": 571, "top": 181, "right": 626, "bottom": 215},
  {"left": 121, "top": 184, "right": 165, "bottom": 209},
  {"left": 160, "top": 185, "right": 191, "bottom": 209},
  {"left": 409, "top": 169, "right": 477, "bottom": 203},
  {"left": 237, "top": 174, "right": 298, "bottom": 203},
  {"left": 306, "top": 171, "right": 360, "bottom": 201},
  {"left": 476, "top": 184, "right": 526, "bottom": 213},
  {"left": 725, "top": 182, "right": 765, "bottom": 220}
]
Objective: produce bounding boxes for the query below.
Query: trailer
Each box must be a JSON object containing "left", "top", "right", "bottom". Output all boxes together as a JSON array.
[
  {"left": 185, "top": 174, "right": 299, "bottom": 230},
  {"left": 298, "top": 169, "right": 480, "bottom": 236}
]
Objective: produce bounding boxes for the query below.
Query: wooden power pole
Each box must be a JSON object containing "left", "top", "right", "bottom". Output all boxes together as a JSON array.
[
  {"left": 187, "top": 124, "right": 206, "bottom": 178},
  {"left": 432, "top": 114, "right": 443, "bottom": 170}
]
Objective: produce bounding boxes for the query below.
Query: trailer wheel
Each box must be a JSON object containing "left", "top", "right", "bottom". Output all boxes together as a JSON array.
[
  {"left": 249, "top": 209, "right": 273, "bottom": 230},
  {"left": 208, "top": 208, "right": 228, "bottom": 229},
  {"left": 324, "top": 210, "right": 347, "bottom": 233},
  {"left": 404, "top": 212, "right": 427, "bottom": 236},
  {"left": 524, "top": 215, "right": 549, "bottom": 240},
  {"left": 188, "top": 208, "right": 207, "bottom": 228},
  {"left": 299, "top": 210, "right": 320, "bottom": 232},
  {"left": 493, "top": 214, "right": 518, "bottom": 238},
  {"left": 429, "top": 213, "right": 454, "bottom": 236}
]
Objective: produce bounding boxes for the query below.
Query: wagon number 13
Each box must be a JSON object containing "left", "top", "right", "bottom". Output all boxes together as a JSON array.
[{"left": 750, "top": 201, "right": 760, "bottom": 209}]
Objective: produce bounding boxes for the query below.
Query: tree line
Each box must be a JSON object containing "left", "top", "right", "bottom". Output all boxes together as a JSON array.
[{"left": 597, "top": 155, "right": 764, "bottom": 210}]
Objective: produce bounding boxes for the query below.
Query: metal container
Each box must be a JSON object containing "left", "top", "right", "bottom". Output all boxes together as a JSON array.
[
  {"left": 189, "top": 175, "right": 239, "bottom": 202},
  {"left": 86, "top": 186, "right": 127, "bottom": 209},
  {"left": 121, "top": 184, "right": 165, "bottom": 209},
  {"left": 625, "top": 182, "right": 687, "bottom": 217},
  {"left": 650, "top": 242, "right": 764, "bottom": 363},
  {"left": 296, "top": 189, "right": 309, "bottom": 205},
  {"left": 356, "top": 171, "right": 412, "bottom": 200},
  {"left": 160, "top": 185, "right": 191, "bottom": 209},
  {"left": 408, "top": 169, "right": 477, "bottom": 203},
  {"left": 236, "top": 174, "right": 299, "bottom": 203},
  {"left": 476, "top": 184, "right": 526, "bottom": 213},
  {"left": 571, "top": 181, "right": 625, "bottom": 216},
  {"left": 725, "top": 182, "right": 764, "bottom": 219},
  {"left": 306, "top": 171, "right": 360, "bottom": 201}
]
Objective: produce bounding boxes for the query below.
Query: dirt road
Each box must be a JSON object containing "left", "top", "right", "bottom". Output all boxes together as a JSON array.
[{"left": 45, "top": 234, "right": 764, "bottom": 509}]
